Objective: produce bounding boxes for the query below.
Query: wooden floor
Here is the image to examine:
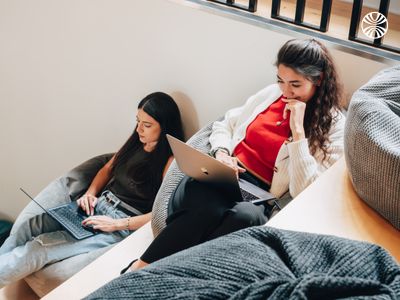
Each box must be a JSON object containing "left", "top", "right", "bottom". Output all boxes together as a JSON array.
[
  {"left": 213, "top": 0, "right": 400, "bottom": 51},
  {"left": 268, "top": 157, "right": 400, "bottom": 263},
  {"left": 0, "top": 280, "right": 39, "bottom": 300}
]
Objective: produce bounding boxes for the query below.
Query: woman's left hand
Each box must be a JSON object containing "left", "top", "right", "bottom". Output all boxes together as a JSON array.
[
  {"left": 282, "top": 98, "right": 306, "bottom": 141},
  {"left": 82, "top": 215, "right": 120, "bottom": 233}
]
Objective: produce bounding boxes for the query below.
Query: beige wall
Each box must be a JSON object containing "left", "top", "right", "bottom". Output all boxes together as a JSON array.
[{"left": 0, "top": 0, "right": 396, "bottom": 221}]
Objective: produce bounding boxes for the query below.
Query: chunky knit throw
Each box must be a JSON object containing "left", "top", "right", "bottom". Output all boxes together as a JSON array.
[{"left": 86, "top": 226, "right": 400, "bottom": 299}]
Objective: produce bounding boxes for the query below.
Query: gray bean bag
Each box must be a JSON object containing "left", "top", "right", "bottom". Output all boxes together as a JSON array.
[
  {"left": 85, "top": 226, "right": 400, "bottom": 299},
  {"left": 10, "top": 153, "right": 114, "bottom": 297},
  {"left": 151, "top": 121, "right": 214, "bottom": 236},
  {"left": 345, "top": 65, "right": 400, "bottom": 230}
]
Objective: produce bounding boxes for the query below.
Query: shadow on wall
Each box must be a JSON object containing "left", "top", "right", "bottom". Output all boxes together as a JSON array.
[
  {"left": 0, "top": 212, "right": 11, "bottom": 222},
  {"left": 171, "top": 91, "right": 200, "bottom": 141}
]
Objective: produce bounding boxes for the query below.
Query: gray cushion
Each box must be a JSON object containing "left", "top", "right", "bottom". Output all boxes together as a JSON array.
[
  {"left": 345, "top": 65, "right": 400, "bottom": 230},
  {"left": 151, "top": 122, "right": 214, "bottom": 236},
  {"left": 11, "top": 153, "right": 113, "bottom": 296}
]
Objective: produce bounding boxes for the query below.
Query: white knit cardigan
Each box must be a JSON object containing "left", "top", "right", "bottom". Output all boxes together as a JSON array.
[{"left": 209, "top": 84, "right": 345, "bottom": 198}]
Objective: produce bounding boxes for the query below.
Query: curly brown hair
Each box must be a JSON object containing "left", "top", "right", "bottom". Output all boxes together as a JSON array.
[{"left": 275, "top": 39, "right": 343, "bottom": 161}]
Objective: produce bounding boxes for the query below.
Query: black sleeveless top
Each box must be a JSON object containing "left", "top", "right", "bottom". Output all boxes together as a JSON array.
[{"left": 106, "top": 147, "right": 160, "bottom": 214}]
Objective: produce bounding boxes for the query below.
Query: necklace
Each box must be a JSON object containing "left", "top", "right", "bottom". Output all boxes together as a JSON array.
[
  {"left": 276, "top": 119, "right": 288, "bottom": 126},
  {"left": 276, "top": 107, "right": 291, "bottom": 126}
]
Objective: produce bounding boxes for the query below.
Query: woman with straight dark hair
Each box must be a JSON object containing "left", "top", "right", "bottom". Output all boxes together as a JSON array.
[
  {"left": 125, "top": 38, "right": 345, "bottom": 272},
  {"left": 0, "top": 92, "right": 184, "bottom": 288}
]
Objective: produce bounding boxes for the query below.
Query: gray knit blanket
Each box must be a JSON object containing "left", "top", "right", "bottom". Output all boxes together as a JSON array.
[{"left": 85, "top": 226, "right": 400, "bottom": 299}]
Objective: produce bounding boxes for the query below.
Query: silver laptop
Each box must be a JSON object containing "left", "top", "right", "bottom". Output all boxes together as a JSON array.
[{"left": 166, "top": 134, "right": 276, "bottom": 204}]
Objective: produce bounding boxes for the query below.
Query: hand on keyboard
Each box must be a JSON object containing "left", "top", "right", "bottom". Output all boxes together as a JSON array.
[
  {"left": 82, "top": 215, "right": 120, "bottom": 233},
  {"left": 215, "top": 151, "right": 246, "bottom": 178},
  {"left": 77, "top": 194, "right": 98, "bottom": 216}
]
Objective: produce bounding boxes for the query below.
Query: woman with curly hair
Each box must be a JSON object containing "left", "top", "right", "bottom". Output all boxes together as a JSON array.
[{"left": 126, "top": 38, "right": 345, "bottom": 271}]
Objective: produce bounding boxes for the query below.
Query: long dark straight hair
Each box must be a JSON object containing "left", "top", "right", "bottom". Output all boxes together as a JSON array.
[
  {"left": 275, "top": 38, "right": 343, "bottom": 161},
  {"left": 111, "top": 92, "right": 184, "bottom": 199}
]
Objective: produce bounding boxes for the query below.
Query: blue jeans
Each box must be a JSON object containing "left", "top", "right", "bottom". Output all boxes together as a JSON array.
[{"left": 0, "top": 192, "right": 131, "bottom": 288}]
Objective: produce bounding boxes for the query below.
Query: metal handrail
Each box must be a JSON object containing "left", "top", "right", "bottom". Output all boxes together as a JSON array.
[{"left": 205, "top": 0, "right": 399, "bottom": 55}]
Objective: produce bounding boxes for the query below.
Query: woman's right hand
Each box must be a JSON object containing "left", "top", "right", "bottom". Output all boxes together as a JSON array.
[
  {"left": 77, "top": 194, "right": 98, "bottom": 216},
  {"left": 215, "top": 150, "right": 246, "bottom": 178},
  {"left": 282, "top": 98, "right": 306, "bottom": 141}
]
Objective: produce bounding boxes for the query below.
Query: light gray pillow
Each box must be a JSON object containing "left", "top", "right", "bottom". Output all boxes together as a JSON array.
[
  {"left": 345, "top": 65, "right": 400, "bottom": 230},
  {"left": 151, "top": 122, "right": 214, "bottom": 236}
]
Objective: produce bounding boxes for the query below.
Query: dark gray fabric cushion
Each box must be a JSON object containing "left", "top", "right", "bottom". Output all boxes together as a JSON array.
[
  {"left": 11, "top": 153, "right": 113, "bottom": 296},
  {"left": 85, "top": 226, "right": 400, "bottom": 299},
  {"left": 345, "top": 65, "right": 400, "bottom": 230}
]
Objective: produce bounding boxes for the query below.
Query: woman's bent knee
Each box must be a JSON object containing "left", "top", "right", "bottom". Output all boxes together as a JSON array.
[{"left": 229, "top": 202, "right": 267, "bottom": 227}]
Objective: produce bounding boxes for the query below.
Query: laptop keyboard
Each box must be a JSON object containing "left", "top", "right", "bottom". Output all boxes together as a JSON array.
[
  {"left": 52, "top": 206, "right": 93, "bottom": 239},
  {"left": 240, "top": 188, "right": 259, "bottom": 202}
]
